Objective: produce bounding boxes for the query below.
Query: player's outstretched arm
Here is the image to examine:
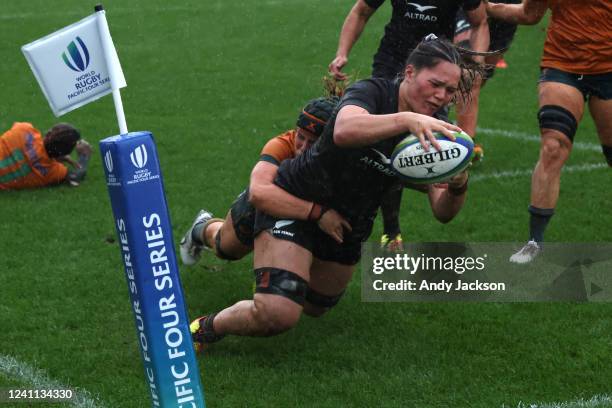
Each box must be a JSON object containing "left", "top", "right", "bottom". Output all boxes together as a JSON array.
[
  {"left": 427, "top": 171, "right": 469, "bottom": 223},
  {"left": 334, "top": 105, "right": 461, "bottom": 150},
  {"left": 329, "top": 0, "right": 377, "bottom": 81},
  {"left": 487, "top": 0, "right": 547, "bottom": 25}
]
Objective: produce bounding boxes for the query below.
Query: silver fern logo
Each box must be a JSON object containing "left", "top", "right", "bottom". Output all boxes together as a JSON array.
[
  {"left": 104, "top": 150, "right": 113, "bottom": 173},
  {"left": 274, "top": 220, "right": 295, "bottom": 229},
  {"left": 130, "top": 144, "right": 148, "bottom": 169},
  {"left": 406, "top": 2, "right": 437, "bottom": 12},
  {"left": 62, "top": 36, "right": 90, "bottom": 72}
]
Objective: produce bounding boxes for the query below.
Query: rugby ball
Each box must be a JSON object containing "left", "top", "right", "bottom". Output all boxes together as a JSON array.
[{"left": 390, "top": 131, "right": 473, "bottom": 184}]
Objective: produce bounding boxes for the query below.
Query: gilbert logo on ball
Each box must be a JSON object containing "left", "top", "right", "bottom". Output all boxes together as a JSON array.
[{"left": 390, "top": 131, "right": 473, "bottom": 184}]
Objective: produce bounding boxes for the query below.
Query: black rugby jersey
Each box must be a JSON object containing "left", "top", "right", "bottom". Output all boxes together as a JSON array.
[
  {"left": 274, "top": 78, "right": 406, "bottom": 221},
  {"left": 366, "top": 0, "right": 481, "bottom": 70}
]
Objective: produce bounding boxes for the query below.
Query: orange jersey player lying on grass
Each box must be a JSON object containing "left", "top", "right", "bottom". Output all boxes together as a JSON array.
[
  {"left": 180, "top": 96, "right": 347, "bottom": 265},
  {"left": 0, "top": 122, "right": 92, "bottom": 190}
]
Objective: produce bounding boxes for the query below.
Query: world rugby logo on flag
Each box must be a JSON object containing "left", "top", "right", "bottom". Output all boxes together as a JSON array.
[
  {"left": 104, "top": 150, "right": 113, "bottom": 173},
  {"left": 21, "top": 12, "right": 126, "bottom": 117},
  {"left": 130, "top": 144, "right": 148, "bottom": 169},
  {"left": 62, "top": 36, "right": 90, "bottom": 72}
]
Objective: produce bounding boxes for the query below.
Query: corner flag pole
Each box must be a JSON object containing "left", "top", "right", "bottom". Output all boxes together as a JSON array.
[
  {"left": 94, "top": 4, "right": 128, "bottom": 135},
  {"left": 22, "top": 6, "right": 205, "bottom": 404},
  {"left": 96, "top": 5, "right": 206, "bottom": 406}
]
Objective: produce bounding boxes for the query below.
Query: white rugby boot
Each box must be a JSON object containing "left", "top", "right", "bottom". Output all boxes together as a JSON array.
[
  {"left": 509, "top": 240, "right": 541, "bottom": 264},
  {"left": 180, "top": 209, "right": 213, "bottom": 266}
]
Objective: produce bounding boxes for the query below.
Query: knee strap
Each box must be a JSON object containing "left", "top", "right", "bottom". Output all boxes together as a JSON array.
[
  {"left": 305, "top": 288, "right": 344, "bottom": 309},
  {"left": 602, "top": 145, "right": 612, "bottom": 167},
  {"left": 255, "top": 267, "right": 308, "bottom": 306},
  {"left": 538, "top": 105, "right": 578, "bottom": 142}
]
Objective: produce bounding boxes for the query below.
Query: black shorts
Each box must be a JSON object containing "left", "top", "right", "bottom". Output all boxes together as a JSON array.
[
  {"left": 539, "top": 68, "right": 612, "bottom": 101},
  {"left": 229, "top": 189, "right": 256, "bottom": 246},
  {"left": 454, "top": 9, "right": 518, "bottom": 80},
  {"left": 488, "top": 18, "right": 518, "bottom": 53},
  {"left": 454, "top": 8, "right": 518, "bottom": 52},
  {"left": 253, "top": 211, "right": 375, "bottom": 266},
  {"left": 454, "top": 13, "right": 471, "bottom": 36}
]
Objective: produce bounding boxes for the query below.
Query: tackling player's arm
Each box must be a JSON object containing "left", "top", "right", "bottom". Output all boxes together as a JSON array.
[
  {"left": 248, "top": 161, "right": 351, "bottom": 243},
  {"left": 249, "top": 161, "right": 313, "bottom": 220},
  {"left": 427, "top": 171, "right": 469, "bottom": 223},
  {"left": 329, "top": 0, "right": 378, "bottom": 81},
  {"left": 248, "top": 134, "right": 310, "bottom": 218},
  {"left": 486, "top": 0, "right": 548, "bottom": 25}
]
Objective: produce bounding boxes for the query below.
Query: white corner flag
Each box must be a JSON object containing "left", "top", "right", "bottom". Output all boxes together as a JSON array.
[{"left": 22, "top": 5, "right": 126, "bottom": 128}]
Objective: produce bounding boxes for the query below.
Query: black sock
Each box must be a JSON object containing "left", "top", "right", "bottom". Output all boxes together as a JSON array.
[
  {"left": 381, "top": 186, "right": 403, "bottom": 237},
  {"left": 191, "top": 221, "right": 206, "bottom": 245},
  {"left": 204, "top": 313, "right": 225, "bottom": 343},
  {"left": 602, "top": 144, "right": 612, "bottom": 167},
  {"left": 528, "top": 205, "right": 554, "bottom": 243}
]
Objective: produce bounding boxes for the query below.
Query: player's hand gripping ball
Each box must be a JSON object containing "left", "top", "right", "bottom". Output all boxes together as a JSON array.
[{"left": 390, "top": 131, "right": 473, "bottom": 184}]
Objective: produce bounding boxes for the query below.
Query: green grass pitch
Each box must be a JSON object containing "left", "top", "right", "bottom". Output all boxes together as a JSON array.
[{"left": 1, "top": 1, "right": 611, "bottom": 407}]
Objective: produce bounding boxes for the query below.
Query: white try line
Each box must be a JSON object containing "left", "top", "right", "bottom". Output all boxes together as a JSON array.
[
  {"left": 0, "top": 354, "right": 105, "bottom": 408},
  {"left": 512, "top": 393, "right": 612, "bottom": 408},
  {"left": 470, "top": 162, "right": 607, "bottom": 183},
  {"left": 478, "top": 127, "right": 601, "bottom": 152}
]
